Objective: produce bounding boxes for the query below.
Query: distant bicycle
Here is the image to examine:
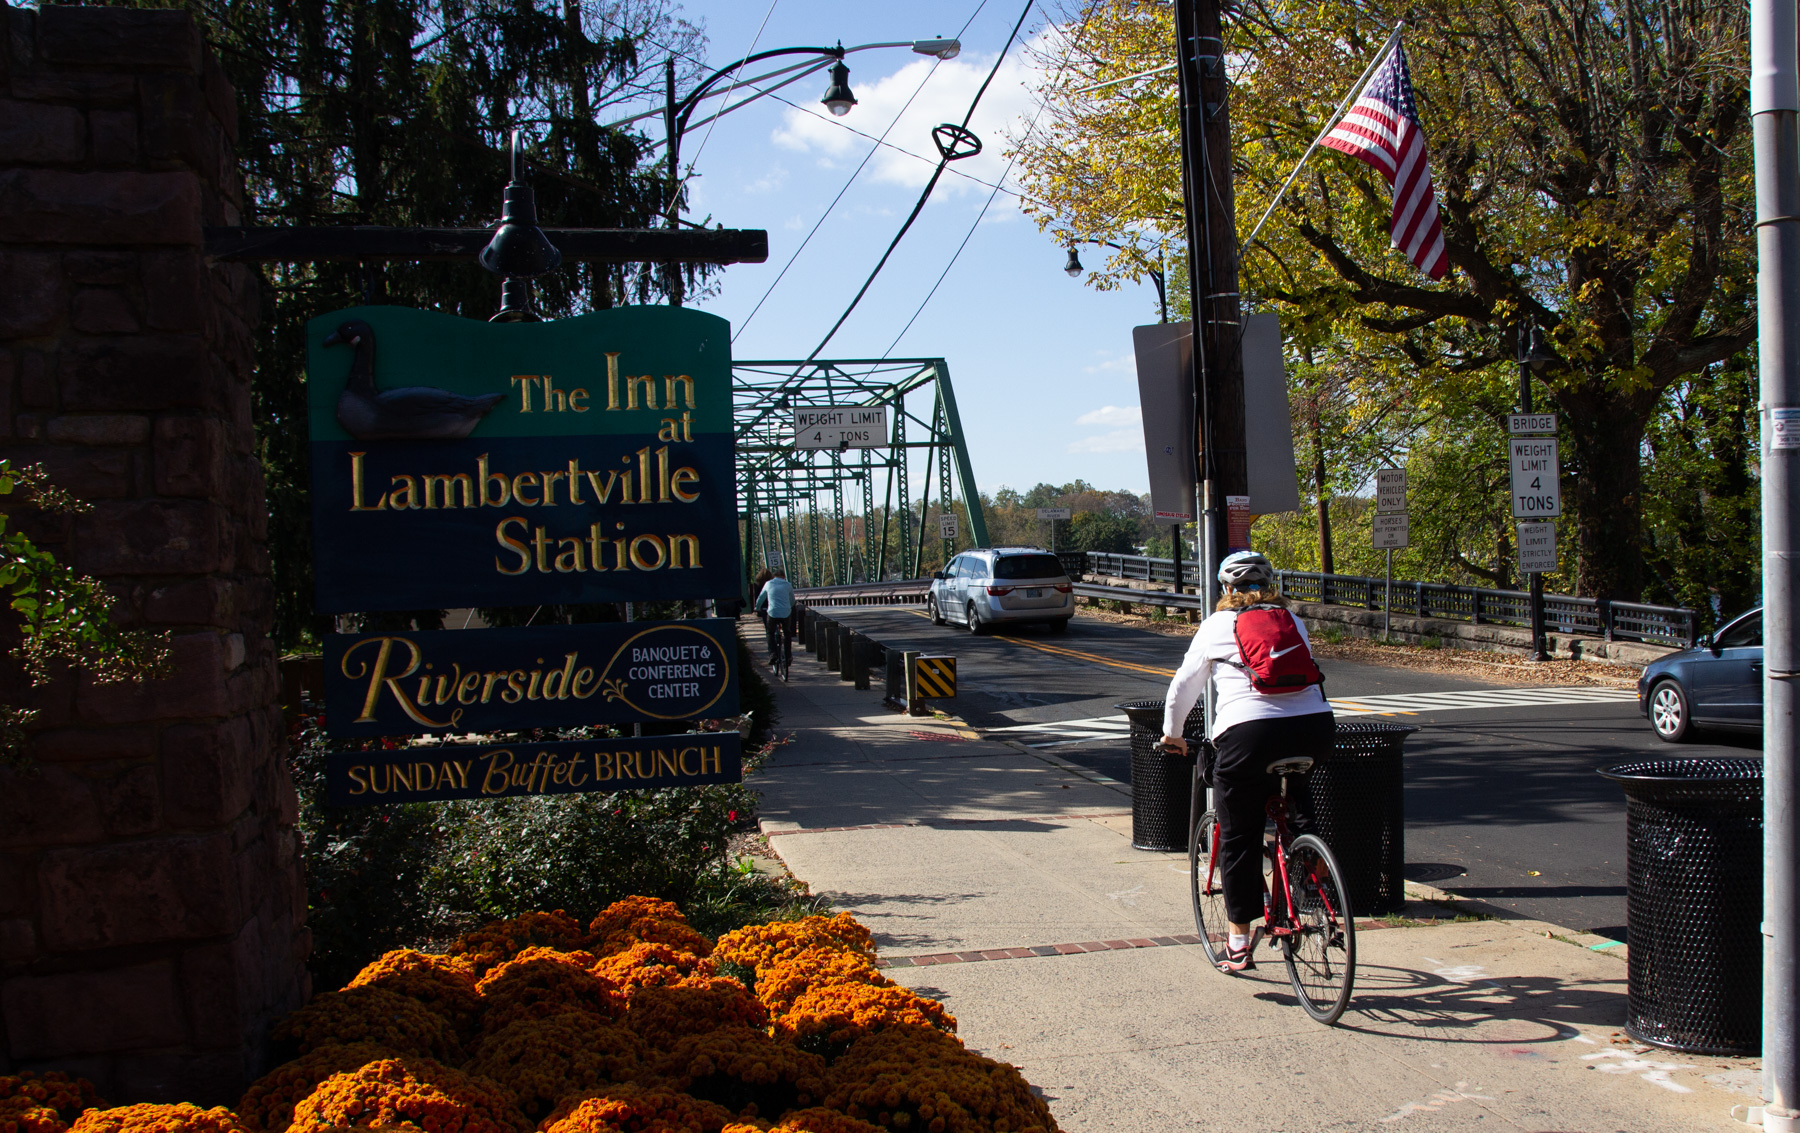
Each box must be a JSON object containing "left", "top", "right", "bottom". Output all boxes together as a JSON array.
[
  {"left": 765, "top": 613, "right": 794, "bottom": 683},
  {"left": 1187, "top": 751, "right": 1356, "bottom": 1024}
]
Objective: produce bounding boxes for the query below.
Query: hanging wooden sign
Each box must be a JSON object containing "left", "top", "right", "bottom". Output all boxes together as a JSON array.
[
  {"left": 325, "top": 732, "right": 742, "bottom": 806},
  {"left": 307, "top": 305, "right": 739, "bottom": 613},
  {"left": 322, "top": 620, "right": 737, "bottom": 738}
]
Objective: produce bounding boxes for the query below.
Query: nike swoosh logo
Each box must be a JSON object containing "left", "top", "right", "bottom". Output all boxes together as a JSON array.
[{"left": 1269, "top": 644, "right": 1302, "bottom": 659}]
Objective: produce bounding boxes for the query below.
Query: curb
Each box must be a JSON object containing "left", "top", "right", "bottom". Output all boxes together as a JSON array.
[{"left": 1402, "top": 878, "right": 1628, "bottom": 961}]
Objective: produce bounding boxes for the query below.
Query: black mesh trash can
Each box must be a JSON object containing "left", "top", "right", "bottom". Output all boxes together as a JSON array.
[
  {"left": 1597, "top": 757, "right": 1762, "bottom": 1055},
  {"left": 1115, "top": 699, "right": 1205, "bottom": 851},
  {"left": 1306, "top": 721, "right": 1414, "bottom": 916}
]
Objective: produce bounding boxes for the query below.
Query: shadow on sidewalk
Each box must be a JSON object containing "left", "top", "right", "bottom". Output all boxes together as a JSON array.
[{"left": 1229, "top": 961, "right": 1625, "bottom": 1042}]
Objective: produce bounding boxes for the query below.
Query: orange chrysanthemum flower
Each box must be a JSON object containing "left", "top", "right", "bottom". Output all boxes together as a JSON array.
[
  {"left": 538, "top": 1084, "right": 732, "bottom": 1133},
  {"left": 449, "top": 912, "right": 590, "bottom": 977},
  {"left": 761, "top": 1109, "right": 883, "bottom": 1133},
  {"left": 749, "top": 947, "right": 885, "bottom": 1018},
  {"left": 0, "top": 1097, "right": 65, "bottom": 1133},
  {"left": 68, "top": 1105, "right": 248, "bottom": 1133},
  {"left": 236, "top": 1042, "right": 397, "bottom": 1131},
  {"left": 349, "top": 950, "right": 485, "bottom": 1034},
  {"left": 622, "top": 978, "right": 768, "bottom": 1045},
  {"left": 0, "top": 1073, "right": 104, "bottom": 1125},
  {"left": 774, "top": 983, "right": 956, "bottom": 1056},
  {"left": 823, "top": 1026, "right": 1057, "bottom": 1133},
  {"left": 710, "top": 917, "right": 873, "bottom": 987},
  {"left": 288, "top": 1057, "right": 528, "bottom": 1133},
  {"left": 272, "top": 986, "right": 462, "bottom": 1062},
  {"left": 464, "top": 1013, "right": 648, "bottom": 1119},
  {"left": 590, "top": 944, "right": 708, "bottom": 997},
  {"left": 586, "top": 898, "right": 712, "bottom": 960},
  {"left": 476, "top": 949, "right": 622, "bottom": 1036},
  {"left": 648, "top": 1025, "right": 827, "bottom": 1120}
]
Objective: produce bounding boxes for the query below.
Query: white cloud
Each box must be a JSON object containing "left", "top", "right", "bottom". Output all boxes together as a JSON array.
[
  {"left": 1068, "top": 429, "right": 1144, "bottom": 454},
  {"left": 743, "top": 165, "right": 789, "bottom": 195},
  {"left": 1075, "top": 405, "right": 1141, "bottom": 427},
  {"left": 769, "top": 35, "right": 1049, "bottom": 197},
  {"left": 1084, "top": 351, "right": 1136, "bottom": 374}
]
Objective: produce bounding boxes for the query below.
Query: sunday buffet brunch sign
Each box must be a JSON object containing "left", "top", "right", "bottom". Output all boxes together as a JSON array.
[
  {"left": 325, "top": 733, "right": 742, "bottom": 806},
  {"left": 323, "top": 620, "right": 737, "bottom": 738},
  {"left": 307, "top": 305, "right": 738, "bottom": 612}
]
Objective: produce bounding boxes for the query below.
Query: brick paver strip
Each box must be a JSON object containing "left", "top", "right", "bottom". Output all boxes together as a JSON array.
[
  {"left": 872, "top": 921, "right": 1400, "bottom": 969},
  {"left": 765, "top": 813, "right": 1131, "bottom": 837}
]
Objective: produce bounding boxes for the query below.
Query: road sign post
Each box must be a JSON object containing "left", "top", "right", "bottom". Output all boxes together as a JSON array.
[
  {"left": 1374, "top": 468, "right": 1407, "bottom": 639},
  {"left": 1508, "top": 403, "right": 1560, "bottom": 660}
]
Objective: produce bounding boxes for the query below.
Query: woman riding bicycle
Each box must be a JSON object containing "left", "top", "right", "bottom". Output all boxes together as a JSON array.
[{"left": 1160, "top": 550, "right": 1334, "bottom": 974}]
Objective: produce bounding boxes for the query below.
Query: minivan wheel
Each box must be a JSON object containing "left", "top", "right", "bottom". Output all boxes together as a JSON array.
[
  {"left": 928, "top": 594, "right": 944, "bottom": 626},
  {"left": 1649, "top": 679, "right": 1691, "bottom": 743},
  {"left": 966, "top": 603, "right": 985, "bottom": 634}
]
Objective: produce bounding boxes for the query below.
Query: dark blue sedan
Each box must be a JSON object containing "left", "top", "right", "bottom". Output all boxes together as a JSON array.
[{"left": 1637, "top": 607, "right": 1762, "bottom": 742}]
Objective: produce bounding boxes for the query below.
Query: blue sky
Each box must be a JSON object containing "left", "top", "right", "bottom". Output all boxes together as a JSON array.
[{"left": 620, "top": 1, "right": 1164, "bottom": 497}]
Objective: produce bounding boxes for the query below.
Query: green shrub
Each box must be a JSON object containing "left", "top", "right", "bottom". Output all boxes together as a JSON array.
[
  {"left": 290, "top": 619, "right": 795, "bottom": 991},
  {"left": 1312, "top": 622, "right": 1349, "bottom": 645}
]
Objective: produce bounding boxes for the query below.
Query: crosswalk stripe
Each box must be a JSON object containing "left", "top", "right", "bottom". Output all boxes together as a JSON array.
[{"left": 985, "top": 686, "right": 1638, "bottom": 745}]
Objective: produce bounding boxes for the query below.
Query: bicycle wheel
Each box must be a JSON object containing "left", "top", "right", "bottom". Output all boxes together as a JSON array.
[
  {"left": 1189, "top": 811, "right": 1233, "bottom": 968},
  {"left": 1282, "top": 833, "right": 1356, "bottom": 1024}
]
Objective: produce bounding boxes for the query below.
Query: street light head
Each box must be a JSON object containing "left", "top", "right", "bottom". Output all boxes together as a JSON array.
[
  {"left": 1521, "top": 324, "right": 1556, "bottom": 373},
  {"left": 479, "top": 134, "right": 562, "bottom": 279},
  {"left": 821, "top": 60, "right": 857, "bottom": 116},
  {"left": 912, "top": 37, "right": 961, "bottom": 60},
  {"left": 1063, "top": 246, "right": 1084, "bottom": 278}
]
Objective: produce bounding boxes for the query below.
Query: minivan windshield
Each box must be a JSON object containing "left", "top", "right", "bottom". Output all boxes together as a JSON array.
[{"left": 994, "top": 554, "right": 1066, "bottom": 581}]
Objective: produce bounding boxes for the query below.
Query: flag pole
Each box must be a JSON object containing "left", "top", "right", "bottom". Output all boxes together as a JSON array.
[{"left": 1240, "top": 21, "right": 1405, "bottom": 255}]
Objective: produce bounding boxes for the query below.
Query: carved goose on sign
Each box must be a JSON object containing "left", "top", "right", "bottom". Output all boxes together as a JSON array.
[{"left": 323, "top": 318, "right": 506, "bottom": 440}]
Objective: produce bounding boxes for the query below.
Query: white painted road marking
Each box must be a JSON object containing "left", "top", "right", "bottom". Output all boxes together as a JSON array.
[{"left": 985, "top": 687, "right": 1638, "bottom": 746}]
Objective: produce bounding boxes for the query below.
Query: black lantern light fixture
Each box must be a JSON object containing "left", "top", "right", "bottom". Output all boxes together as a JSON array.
[
  {"left": 1063, "top": 246, "right": 1084, "bottom": 278},
  {"left": 481, "top": 130, "right": 563, "bottom": 322},
  {"left": 821, "top": 55, "right": 858, "bottom": 116}
]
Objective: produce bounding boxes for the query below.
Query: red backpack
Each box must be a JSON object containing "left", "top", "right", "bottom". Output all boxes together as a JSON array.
[{"left": 1231, "top": 606, "right": 1326, "bottom": 694}]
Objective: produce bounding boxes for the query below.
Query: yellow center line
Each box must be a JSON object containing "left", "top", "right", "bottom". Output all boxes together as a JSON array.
[{"left": 902, "top": 607, "right": 1177, "bottom": 677}]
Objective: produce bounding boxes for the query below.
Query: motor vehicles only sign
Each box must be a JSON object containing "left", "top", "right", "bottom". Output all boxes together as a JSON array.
[
  {"left": 1509, "top": 437, "right": 1560, "bottom": 518},
  {"left": 1375, "top": 468, "right": 1406, "bottom": 514}
]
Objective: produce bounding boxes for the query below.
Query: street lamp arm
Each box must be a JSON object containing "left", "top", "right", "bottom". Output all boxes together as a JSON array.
[
  {"left": 640, "top": 59, "right": 836, "bottom": 154},
  {"left": 673, "top": 45, "right": 849, "bottom": 132}
]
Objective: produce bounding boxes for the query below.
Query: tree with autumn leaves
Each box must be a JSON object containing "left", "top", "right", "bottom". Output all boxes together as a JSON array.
[{"left": 1014, "top": 0, "right": 1757, "bottom": 612}]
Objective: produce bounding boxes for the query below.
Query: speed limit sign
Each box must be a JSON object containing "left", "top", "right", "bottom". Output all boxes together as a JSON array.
[{"left": 938, "top": 513, "right": 959, "bottom": 540}]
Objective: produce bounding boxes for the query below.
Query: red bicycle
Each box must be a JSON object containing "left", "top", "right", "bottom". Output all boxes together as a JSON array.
[{"left": 1188, "top": 753, "right": 1357, "bottom": 1024}]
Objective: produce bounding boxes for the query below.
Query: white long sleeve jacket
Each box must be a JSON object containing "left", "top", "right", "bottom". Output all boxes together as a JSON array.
[{"left": 1161, "top": 607, "right": 1333, "bottom": 740}]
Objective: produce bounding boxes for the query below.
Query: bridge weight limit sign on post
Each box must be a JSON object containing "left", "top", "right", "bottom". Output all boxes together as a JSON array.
[{"left": 1508, "top": 417, "right": 1560, "bottom": 576}]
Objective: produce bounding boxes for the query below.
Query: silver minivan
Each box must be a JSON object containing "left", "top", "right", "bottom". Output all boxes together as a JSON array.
[{"left": 927, "top": 547, "right": 1075, "bottom": 634}]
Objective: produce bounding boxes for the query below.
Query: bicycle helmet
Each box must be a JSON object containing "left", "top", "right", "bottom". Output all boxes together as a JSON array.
[{"left": 1217, "top": 550, "right": 1274, "bottom": 590}]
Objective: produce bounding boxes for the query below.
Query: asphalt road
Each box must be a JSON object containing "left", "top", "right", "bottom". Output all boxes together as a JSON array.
[{"left": 809, "top": 604, "right": 1760, "bottom": 939}]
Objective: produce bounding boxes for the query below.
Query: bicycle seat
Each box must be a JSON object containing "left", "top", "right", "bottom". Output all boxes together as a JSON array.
[{"left": 1265, "top": 756, "right": 1315, "bottom": 777}]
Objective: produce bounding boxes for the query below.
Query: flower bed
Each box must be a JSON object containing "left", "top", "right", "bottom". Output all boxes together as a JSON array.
[{"left": 19, "top": 901, "right": 1058, "bottom": 1133}]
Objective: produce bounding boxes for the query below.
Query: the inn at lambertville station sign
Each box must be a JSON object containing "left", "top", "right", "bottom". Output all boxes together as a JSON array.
[
  {"left": 307, "top": 305, "right": 739, "bottom": 612},
  {"left": 323, "top": 621, "right": 737, "bottom": 738}
]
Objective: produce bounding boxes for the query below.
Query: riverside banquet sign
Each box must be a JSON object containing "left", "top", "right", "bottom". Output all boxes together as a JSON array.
[
  {"left": 306, "top": 304, "right": 744, "bottom": 803},
  {"left": 307, "top": 305, "right": 739, "bottom": 611}
]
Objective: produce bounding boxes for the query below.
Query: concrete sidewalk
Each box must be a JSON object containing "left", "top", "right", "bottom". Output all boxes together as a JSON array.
[{"left": 745, "top": 634, "right": 1763, "bottom": 1131}]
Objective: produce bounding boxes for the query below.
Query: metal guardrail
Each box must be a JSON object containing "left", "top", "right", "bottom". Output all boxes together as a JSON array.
[
  {"left": 794, "top": 551, "right": 1698, "bottom": 649},
  {"left": 793, "top": 579, "right": 929, "bottom": 606},
  {"left": 1083, "top": 551, "right": 1698, "bottom": 648}
]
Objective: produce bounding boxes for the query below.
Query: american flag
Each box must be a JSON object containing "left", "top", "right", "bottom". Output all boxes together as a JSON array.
[{"left": 1320, "top": 42, "right": 1448, "bottom": 280}]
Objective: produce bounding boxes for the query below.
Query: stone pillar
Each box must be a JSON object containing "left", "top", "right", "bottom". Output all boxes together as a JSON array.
[{"left": 0, "top": 4, "right": 307, "bottom": 1104}]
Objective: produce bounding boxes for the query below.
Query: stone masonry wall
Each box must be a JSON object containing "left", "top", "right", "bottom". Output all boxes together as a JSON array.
[{"left": 0, "top": 3, "right": 308, "bottom": 1104}]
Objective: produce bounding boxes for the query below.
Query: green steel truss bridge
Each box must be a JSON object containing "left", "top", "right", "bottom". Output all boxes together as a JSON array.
[{"left": 733, "top": 358, "right": 988, "bottom": 591}]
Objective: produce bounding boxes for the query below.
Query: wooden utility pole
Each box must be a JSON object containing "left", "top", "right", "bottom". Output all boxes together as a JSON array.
[{"left": 1173, "top": 0, "right": 1248, "bottom": 603}]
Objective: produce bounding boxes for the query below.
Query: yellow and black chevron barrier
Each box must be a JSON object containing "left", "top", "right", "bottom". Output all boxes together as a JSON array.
[{"left": 913, "top": 654, "right": 956, "bottom": 699}]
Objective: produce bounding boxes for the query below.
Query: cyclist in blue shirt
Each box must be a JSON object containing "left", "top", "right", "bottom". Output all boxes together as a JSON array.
[{"left": 754, "top": 570, "right": 798, "bottom": 665}]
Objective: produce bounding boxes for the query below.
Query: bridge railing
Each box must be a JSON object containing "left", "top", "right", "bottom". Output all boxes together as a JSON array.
[{"left": 1078, "top": 552, "right": 1698, "bottom": 648}]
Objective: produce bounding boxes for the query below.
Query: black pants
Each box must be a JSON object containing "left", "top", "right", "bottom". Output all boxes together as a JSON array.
[{"left": 1212, "top": 711, "right": 1335, "bottom": 925}]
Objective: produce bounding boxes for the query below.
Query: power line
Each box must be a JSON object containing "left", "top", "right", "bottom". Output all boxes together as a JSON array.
[
  {"left": 805, "top": 0, "right": 1036, "bottom": 362},
  {"left": 733, "top": 0, "right": 999, "bottom": 342}
]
